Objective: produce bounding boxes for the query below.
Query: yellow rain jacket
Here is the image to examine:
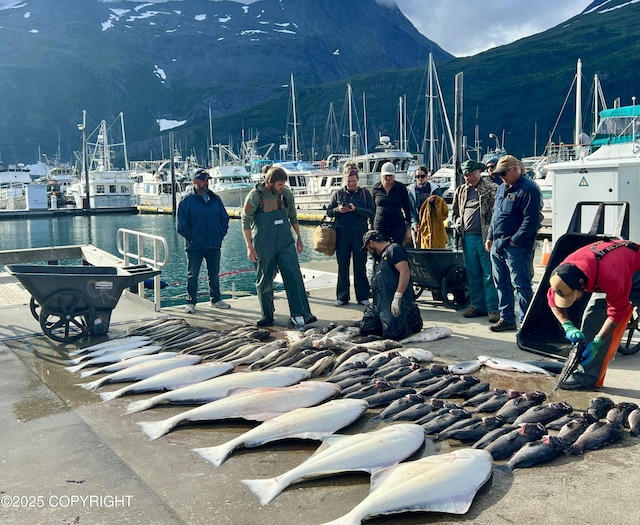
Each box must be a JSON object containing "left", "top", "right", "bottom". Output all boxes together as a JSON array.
[{"left": 417, "top": 195, "right": 449, "bottom": 248}]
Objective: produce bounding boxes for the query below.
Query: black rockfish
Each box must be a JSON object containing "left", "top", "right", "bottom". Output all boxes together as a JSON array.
[
  {"left": 463, "top": 388, "right": 508, "bottom": 407},
  {"left": 431, "top": 375, "right": 480, "bottom": 399},
  {"left": 557, "top": 413, "right": 599, "bottom": 446},
  {"left": 567, "top": 420, "right": 623, "bottom": 455},
  {"left": 628, "top": 408, "right": 640, "bottom": 437},
  {"left": 472, "top": 389, "right": 522, "bottom": 414},
  {"left": 505, "top": 435, "right": 565, "bottom": 471},
  {"left": 435, "top": 415, "right": 505, "bottom": 442},
  {"left": 606, "top": 401, "right": 639, "bottom": 427},
  {"left": 421, "top": 408, "right": 472, "bottom": 435},
  {"left": 484, "top": 422, "right": 547, "bottom": 460},
  {"left": 586, "top": 396, "right": 616, "bottom": 419},
  {"left": 387, "top": 398, "right": 446, "bottom": 422},
  {"left": 513, "top": 401, "right": 573, "bottom": 426},
  {"left": 379, "top": 393, "right": 425, "bottom": 420},
  {"left": 495, "top": 391, "right": 547, "bottom": 423}
]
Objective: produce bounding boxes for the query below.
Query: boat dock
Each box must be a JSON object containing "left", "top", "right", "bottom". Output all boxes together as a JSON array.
[{"left": 1, "top": 256, "right": 639, "bottom": 524}]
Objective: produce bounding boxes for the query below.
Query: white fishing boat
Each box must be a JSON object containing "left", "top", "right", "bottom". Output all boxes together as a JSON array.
[
  {"left": 201, "top": 143, "right": 257, "bottom": 208},
  {"left": 548, "top": 102, "right": 640, "bottom": 241},
  {"left": 273, "top": 79, "right": 413, "bottom": 210},
  {"left": 66, "top": 112, "right": 136, "bottom": 210},
  {"left": 274, "top": 137, "right": 413, "bottom": 211},
  {"left": 0, "top": 163, "right": 32, "bottom": 209},
  {"left": 130, "top": 150, "right": 194, "bottom": 212}
]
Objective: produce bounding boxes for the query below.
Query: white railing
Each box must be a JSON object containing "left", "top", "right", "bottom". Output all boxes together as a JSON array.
[{"left": 116, "top": 228, "right": 169, "bottom": 312}]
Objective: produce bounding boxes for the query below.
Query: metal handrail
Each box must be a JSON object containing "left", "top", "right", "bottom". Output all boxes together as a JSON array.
[{"left": 116, "top": 228, "right": 169, "bottom": 311}]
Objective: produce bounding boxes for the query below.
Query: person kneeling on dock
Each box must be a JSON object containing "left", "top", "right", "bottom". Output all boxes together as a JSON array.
[{"left": 360, "top": 230, "right": 422, "bottom": 340}]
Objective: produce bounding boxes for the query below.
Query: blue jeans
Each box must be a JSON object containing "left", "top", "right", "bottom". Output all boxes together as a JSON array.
[
  {"left": 463, "top": 234, "right": 497, "bottom": 313},
  {"left": 186, "top": 248, "right": 221, "bottom": 304},
  {"left": 490, "top": 241, "right": 533, "bottom": 323}
]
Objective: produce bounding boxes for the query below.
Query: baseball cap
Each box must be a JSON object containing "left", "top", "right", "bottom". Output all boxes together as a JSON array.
[
  {"left": 381, "top": 162, "right": 396, "bottom": 176},
  {"left": 193, "top": 169, "right": 211, "bottom": 181},
  {"left": 494, "top": 155, "right": 520, "bottom": 173},
  {"left": 361, "top": 229, "right": 387, "bottom": 250},
  {"left": 549, "top": 263, "right": 586, "bottom": 308},
  {"left": 460, "top": 160, "right": 486, "bottom": 175}
]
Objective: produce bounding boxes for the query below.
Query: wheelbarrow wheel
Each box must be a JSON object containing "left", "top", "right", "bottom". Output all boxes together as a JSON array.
[
  {"left": 29, "top": 297, "right": 41, "bottom": 321},
  {"left": 618, "top": 306, "right": 640, "bottom": 355},
  {"left": 440, "top": 266, "right": 470, "bottom": 310},
  {"left": 39, "top": 289, "right": 94, "bottom": 343}
]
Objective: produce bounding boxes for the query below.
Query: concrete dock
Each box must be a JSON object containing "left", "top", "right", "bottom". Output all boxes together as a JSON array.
[{"left": 1, "top": 260, "right": 639, "bottom": 525}]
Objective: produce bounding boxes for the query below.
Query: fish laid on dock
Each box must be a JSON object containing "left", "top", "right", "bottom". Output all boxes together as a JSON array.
[
  {"left": 242, "top": 423, "right": 426, "bottom": 506},
  {"left": 320, "top": 448, "right": 493, "bottom": 524},
  {"left": 505, "top": 435, "right": 566, "bottom": 471},
  {"left": 78, "top": 354, "right": 203, "bottom": 392},
  {"left": 79, "top": 352, "right": 180, "bottom": 378},
  {"left": 67, "top": 335, "right": 151, "bottom": 357},
  {"left": 138, "top": 381, "right": 341, "bottom": 440},
  {"left": 193, "top": 398, "right": 369, "bottom": 467},
  {"left": 477, "top": 355, "right": 554, "bottom": 376},
  {"left": 126, "top": 366, "right": 311, "bottom": 414},
  {"left": 99, "top": 361, "right": 236, "bottom": 402},
  {"left": 398, "top": 326, "right": 453, "bottom": 345},
  {"left": 65, "top": 345, "right": 163, "bottom": 374}
]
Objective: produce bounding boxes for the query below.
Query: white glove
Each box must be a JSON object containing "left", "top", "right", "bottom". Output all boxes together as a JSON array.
[{"left": 391, "top": 292, "right": 402, "bottom": 318}]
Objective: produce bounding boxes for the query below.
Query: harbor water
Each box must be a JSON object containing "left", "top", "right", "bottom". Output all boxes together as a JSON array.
[{"left": 0, "top": 214, "right": 332, "bottom": 307}]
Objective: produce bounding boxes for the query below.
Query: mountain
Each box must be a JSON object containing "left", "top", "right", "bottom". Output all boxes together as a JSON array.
[
  {"left": 207, "top": 0, "right": 640, "bottom": 163},
  {"left": 0, "top": 0, "right": 449, "bottom": 164}
]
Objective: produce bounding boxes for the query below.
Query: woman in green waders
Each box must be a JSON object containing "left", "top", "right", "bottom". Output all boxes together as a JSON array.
[{"left": 241, "top": 166, "right": 317, "bottom": 329}]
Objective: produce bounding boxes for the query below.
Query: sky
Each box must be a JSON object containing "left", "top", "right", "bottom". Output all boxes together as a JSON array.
[
  {"left": 0, "top": 0, "right": 593, "bottom": 57},
  {"left": 391, "top": 0, "right": 593, "bottom": 57}
]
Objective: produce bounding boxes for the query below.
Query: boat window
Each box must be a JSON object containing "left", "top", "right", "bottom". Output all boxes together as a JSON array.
[
  {"left": 96, "top": 185, "right": 105, "bottom": 195},
  {"left": 121, "top": 186, "right": 130, "bottom": 194},
  {"left": 594, "top": 115, "right": 640, "bottom": 143}
]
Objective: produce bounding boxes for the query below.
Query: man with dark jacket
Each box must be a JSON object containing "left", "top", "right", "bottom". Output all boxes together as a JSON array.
[
  {"left": 485, "top": 155, "right": 542, "bottom": 332},
  {"left": 176, "top": 169, "right": 230, "bottom": 314}
]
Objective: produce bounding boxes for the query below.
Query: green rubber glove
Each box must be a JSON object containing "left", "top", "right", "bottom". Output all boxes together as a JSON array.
[
  {"left": 581, "top": 336, "right": 604, "bottom": 366},
  {"left": 562, "top": 321, "right": 585, "bottom": 344}
]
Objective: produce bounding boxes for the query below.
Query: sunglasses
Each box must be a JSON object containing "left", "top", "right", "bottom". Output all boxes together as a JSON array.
[
  {"left": 494, "top": 166, "right": 515, "bottom": 178},
  {"left": 486, "top": 165, "right": 496, "bottom": 170},
  {"left": 416, "top": 174, "right": 427, "bottom": 179}
]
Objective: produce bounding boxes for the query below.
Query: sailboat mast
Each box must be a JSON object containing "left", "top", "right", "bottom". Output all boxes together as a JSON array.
[
  {"left": 291, "top": 74, "right": 299, "bottom": 161},
  {"left": 428, "top": 53, "right": 435, "bottom": 172},
  {"left": 120, "top": 112, "right": 129, "bottom": 170},
  {"left": 362, "top": 92, "right": 368, "bottom": 154},
  {"left": 574, "top": 58, "right": 583, "bottom": 147},
  {"left": 209, "top": 104, "right": 215, "bottom": 167},
  {"left": 348, "top": 83, "right": 355, "bottom": 157},
  {"left": 593, "top": 74, "right": 600, "bottom": 132}
]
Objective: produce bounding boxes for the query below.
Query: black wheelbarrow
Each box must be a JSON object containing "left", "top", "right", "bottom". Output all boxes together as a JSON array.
[
  {"left": 6, "top": 264, "right": 160, "bottom": 343},
  {"left": 405, "top": 248, "right": 470, "bottom": 309}
]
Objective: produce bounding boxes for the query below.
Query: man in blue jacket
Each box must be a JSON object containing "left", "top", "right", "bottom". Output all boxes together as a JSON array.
[
  {"left": 177, "top": 169, "right": 230, "bottom": 314},
  {"left": 485, "top": 155, "right": 542, "bottom": 332}
]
